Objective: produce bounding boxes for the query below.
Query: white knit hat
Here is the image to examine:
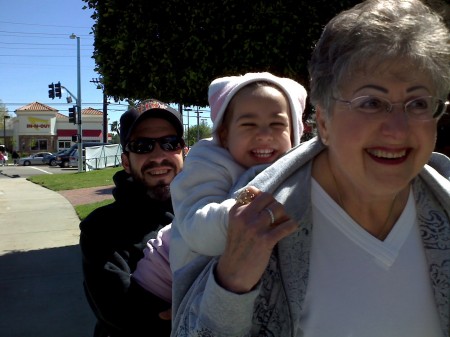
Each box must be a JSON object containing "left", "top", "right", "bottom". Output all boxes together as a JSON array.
[{"left": 208, "top": 72, "right": 307, "bottom": 146}]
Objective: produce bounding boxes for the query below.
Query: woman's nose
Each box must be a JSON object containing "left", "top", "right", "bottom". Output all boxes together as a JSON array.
[{"left": 381, "top": 105, "right": 409, "bottom": 138}]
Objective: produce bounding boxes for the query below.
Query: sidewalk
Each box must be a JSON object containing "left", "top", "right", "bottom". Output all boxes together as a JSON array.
[
  {"left": 0, "top": 177, "right": 112, "bottom": 337},
  {"left": 58, "top": 185, "right": 114, "bottom": 206}
]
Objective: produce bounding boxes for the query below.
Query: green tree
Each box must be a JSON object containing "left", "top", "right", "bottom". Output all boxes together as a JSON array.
[
  {"left": 111, "top": 133, "right": 120, "bottom": 144},
  {"left": 0, "top": 100, "right": 8, "bottom": 122},
  {"left": 0, "top": 100, "right": 9, "bottom": 145},
  {"left": 82, "top": 0, "right": 362, "bottom": 110},
  {"left": 110, "top": 121, "right": 119, "bottom": 133},
  {"left": 185, "top": 122, "right": 212, "bottom": 147},
  {"left": 81, "top": 0, "right": 450, "bottom": 123}
]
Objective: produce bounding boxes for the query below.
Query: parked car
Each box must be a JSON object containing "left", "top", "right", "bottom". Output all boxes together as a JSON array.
[
  {"left": 55, "top": 142, "right": 109, "bottom": 168},
  {"left": 43, "top": 150, "right": 67, "bottom": 166},
  {"left": 69, "top": 149, "right": 84, "bottom": 168},
  {"left": 18, "top": 152, "right": 53, "bottom": 166}
]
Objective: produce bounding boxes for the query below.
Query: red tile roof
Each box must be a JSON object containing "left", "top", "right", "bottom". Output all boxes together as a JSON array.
[
  {"left": 15, "top": 102, "right": 103, "bottom": 117},
  {"left": 16, "top": 102, "right": 57, "bottom": 111},
  {"left": 56, "top": 112, "right": 68, "bottom": 119},
  {"left": 82, "top": 107, "right": 103, "bottom": 115}
]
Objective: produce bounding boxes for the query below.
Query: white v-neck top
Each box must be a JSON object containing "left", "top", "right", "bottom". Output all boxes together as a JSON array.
[{"left": 298, "top": 179, "right": 442, "bottom": 336}]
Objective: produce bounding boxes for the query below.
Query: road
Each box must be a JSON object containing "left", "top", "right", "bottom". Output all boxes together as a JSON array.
[{"left": 0, "top": 164, "right": 77, "bottom": 179}]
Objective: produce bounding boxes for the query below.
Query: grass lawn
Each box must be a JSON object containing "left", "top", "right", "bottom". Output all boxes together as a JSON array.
[
  {"left": 75, "top": 199, "right": 114, "bottom": 220},
  {"left": 28, "top": 167, "right": 122, "bottom": 191}
]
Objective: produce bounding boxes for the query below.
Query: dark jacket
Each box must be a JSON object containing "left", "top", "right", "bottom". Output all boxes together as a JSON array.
[{"left": 80, "top": 170, "right": 172, "bottom": 337}]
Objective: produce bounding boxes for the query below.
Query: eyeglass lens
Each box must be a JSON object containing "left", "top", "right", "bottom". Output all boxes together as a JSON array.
[
  {"left": 126, "top": 136, "right": 184, "bottom": 154},
  {"left": 349, "top": 96, "right": 446, "bottom": 120}
]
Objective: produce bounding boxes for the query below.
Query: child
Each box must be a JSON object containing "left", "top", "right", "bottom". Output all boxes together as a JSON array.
[
  {"left": 132, "top": 72, "right": 307, "bottom": 303},
  {"left": 169, "top": 72, "right": 307, "bottom": 273}
]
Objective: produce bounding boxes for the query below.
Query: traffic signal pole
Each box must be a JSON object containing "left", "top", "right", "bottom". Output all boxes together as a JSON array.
[
  {"left": 48, "top": 68, "right": 82, "bottom": 171},
  {"left": 47, "top": 35, "right": 82, "bottom": 172},
  {"left": 76, "top": 36, "right": 83, "bottom": 173},
  {"left": 70, "top": 33, "right": 83, "bottom": 173}
]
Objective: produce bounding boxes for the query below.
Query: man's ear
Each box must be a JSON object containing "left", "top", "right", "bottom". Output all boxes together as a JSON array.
[{"left": 121, "top": 153, "right": 131, "bottom": 173}]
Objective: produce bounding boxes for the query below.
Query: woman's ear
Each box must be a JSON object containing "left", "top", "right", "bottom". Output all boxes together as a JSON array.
[{"left": 315, "top": 105, "right": 330, "bottom": 145}]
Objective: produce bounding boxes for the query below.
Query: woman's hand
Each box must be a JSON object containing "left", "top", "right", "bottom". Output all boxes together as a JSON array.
[{"left": 215, "top": 186, "right": 298, "bottom": 293}]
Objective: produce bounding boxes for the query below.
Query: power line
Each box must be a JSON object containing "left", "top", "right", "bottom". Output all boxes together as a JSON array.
[
  {"left": 0, "top": 20, "right": 92, "bottom": 30},
  {"left": 0, "top": 41, "right": 78, "bottom": 46},
  {"left": 2, "top": 102, "right": 129, "bottom": 107},
  {"left": 0, "top": 30, "right": 92, "bottom": 39},
  {"left": 0, "top": 54, "right": 92, "bottom": 58}
]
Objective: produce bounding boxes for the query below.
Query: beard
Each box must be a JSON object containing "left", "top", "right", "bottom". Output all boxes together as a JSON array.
[
  {"left": 146, "top": 182, "right": 171, "bottom": 201},
  {"left": 129, "top": 159, "right": 177, "bottom": 201}
]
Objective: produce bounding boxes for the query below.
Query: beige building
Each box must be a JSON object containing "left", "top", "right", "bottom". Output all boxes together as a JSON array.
[{"left": 4, "top": 102, "right": 107, "bottom": 154}]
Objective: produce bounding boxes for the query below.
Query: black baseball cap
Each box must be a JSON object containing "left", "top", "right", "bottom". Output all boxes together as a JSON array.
[{"left": 120, "top": 99, "right": 183, "bottom": 149}]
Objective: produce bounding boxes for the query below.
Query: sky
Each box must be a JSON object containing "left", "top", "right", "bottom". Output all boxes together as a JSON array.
[{"left": 0, "top": 0, "right": 211, "bottom": 131}]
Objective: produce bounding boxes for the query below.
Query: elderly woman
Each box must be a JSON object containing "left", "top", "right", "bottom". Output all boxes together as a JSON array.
[{"left": 171, "top": 0, "right": 450, "bottom": 336}]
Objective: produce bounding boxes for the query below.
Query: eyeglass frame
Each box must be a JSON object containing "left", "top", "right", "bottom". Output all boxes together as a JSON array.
[
  {"left": 333, "top": 95, "right": 448, "bottom": 121},
  {"left": 124, "top": 135, "right": 185, "bottom": 154}
]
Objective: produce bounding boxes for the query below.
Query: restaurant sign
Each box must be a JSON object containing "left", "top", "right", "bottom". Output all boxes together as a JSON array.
[{"left": 27, "top": 117, "right": 50, "bottom": 129}]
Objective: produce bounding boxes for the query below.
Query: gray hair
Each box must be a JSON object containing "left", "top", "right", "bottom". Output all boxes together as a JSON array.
[{"left": 308, "top": 0, "right": 450, "bottom": 115}]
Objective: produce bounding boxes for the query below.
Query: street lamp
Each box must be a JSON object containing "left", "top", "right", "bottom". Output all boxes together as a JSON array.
[
  {"left": 3, "top": 114, "right": 10, "bottom": 146},
  {"left": 70, "top": 33, "right": 83, "bottom": 172}
]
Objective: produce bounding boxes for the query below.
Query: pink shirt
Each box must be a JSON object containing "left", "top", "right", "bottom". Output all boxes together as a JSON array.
[{"left": 132, "top": 224, "right": 172, "bottom": 303}]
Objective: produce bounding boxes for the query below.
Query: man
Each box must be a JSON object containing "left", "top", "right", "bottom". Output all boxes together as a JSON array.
[{"left": 79, "top": 99, "right": 184, "bottom": 337}]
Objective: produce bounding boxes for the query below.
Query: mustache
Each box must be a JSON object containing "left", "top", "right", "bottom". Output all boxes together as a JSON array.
[{"left": 141, "top": 159, "right": 177, "bottom": 173}]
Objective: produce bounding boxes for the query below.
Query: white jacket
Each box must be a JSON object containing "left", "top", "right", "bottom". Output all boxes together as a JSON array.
[{"left": 169, "top": 138, "right": 247, "bottom": 272}]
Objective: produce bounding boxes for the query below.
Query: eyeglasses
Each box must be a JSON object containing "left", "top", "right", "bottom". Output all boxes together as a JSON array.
[
  {"left": 125, "top": 136, "right": 185, "bottom": 154},
  {"left": 334, "top": 95, "right": 448, "bottom": 121}
]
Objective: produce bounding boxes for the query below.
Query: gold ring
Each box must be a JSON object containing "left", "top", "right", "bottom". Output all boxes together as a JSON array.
[
  {"left": 263, "top": 207, "right": 275, "bottom": 224},
  {"left": 235, "top": 188, "right": 256, "bottom": 205}
]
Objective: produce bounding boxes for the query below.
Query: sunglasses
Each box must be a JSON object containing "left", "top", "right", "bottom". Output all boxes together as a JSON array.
[{"left": 125, "top": 136, "right": 185, "bottom": 154}]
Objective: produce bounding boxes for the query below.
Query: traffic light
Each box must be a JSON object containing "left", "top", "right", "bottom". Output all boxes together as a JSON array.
[
  {"left": 54, "top": 81, "right": 62, "bottom": 98},
  {"left": 48, "top": 83, "right": 55, "bottom": 99},
  {"left": 68, "top": 105, "right": 77, "bottom": 124}
]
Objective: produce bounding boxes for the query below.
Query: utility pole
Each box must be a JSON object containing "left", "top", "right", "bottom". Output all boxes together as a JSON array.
[
  {"left": 184, "top": 107, "right": 192, "bottom": 147},
  {"left": 102, "top": 91, "right": 107, "bottom": 142},
  {"left": 196, "top": 107, "right": 202, "bottom": 142},
  {"left": 195, "top": 108, "right": 209, "bottom": 142},
  {"left": 90, "top": 78, "right": 108, "bottom": 143}
]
